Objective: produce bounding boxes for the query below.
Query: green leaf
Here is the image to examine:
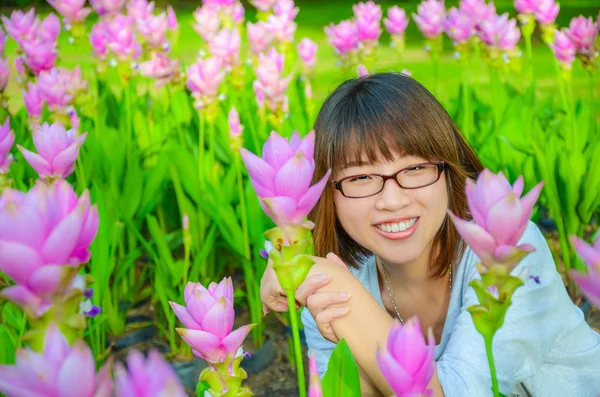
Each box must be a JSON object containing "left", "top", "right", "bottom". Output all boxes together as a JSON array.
[
  {"left": 321, "top": 339, "right": 362, "bottom": 397},
  {"left": 0, "top": 325, "right": 15, "bottom": 365}
]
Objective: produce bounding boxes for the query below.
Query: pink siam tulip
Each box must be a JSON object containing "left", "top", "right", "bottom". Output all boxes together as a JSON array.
[
  {"left": 167, "top": 5, "right": 178, "bottom": 30},
  {"left": 0, "top": 27, "right": 6, "bottom": 54},
  {"left": 297, "top": 38, "right": 317, "bottom": 70},
  {"left": 253, "top": 48, "right": 293, "bottom": 114},
  {"left": 231, "top": 2, "right": 245, "bottom": 24},
  {"left": 209, "top": 27, "right": 241, "bottom": 67},
  {"left": 250, "top": 0, "right": 278, "bottom": 13},
  {"left": 354, "top": 1, "right": 383, "bottom": 22},
  {"left": 192, "top": 6, "right": 220, "bottom": 42},
  {"left": 240, "top": 130, "right": 331, "bottom": 226},
  {"left": 265, "top": 13, "right": 297, "bottom": 44},
  {"left": 376, "top": 318, "right": 435, "bottom": 397},
  {"left": 1, "top": 9, "right": 38, "bottom": 45},
  {"left": 37, "top": 68, "right": 74, "bottom": 111},
  {"left": 0, "top": 118, "right": 14, "bottom": 174},
  {"left": 23, "top": 83, "right": 44, "bottom": 120},
  {"left": 477, "top": 13, "right": 521, "bottom": 51},
  {"left": 0, "top": 180, "right": 99, "bottom": 316},
  {"left": 126, "top": 0, "right": 154, "bottom": 20},
  {"left": 58, "top": 66, "right": 88, "bottom": 97},
  {"left": 228, "top": 107, "right": 243, "bottom": 139},
  {"left": 384, "top": 6, "right": 409, "bottom": 35},
  {"left": 247, "top": 21, "right": 272, "bottom": 54},
  {"left": 139, "top": 52, "right": 180, "bottom": 88},
  {"left": 186, "top": 57, "right": 225, "bottom": 109},
  {"left": 103, "top": 14, "right": 142, "bottom": 61},
  {"left": 204, "top": 0, "right": 237, "bottom": 7},
  {"left": 89, "top": 22, "right": 109, "bottom": 58},
  {"left": 170, "top": 278, "right": 254, "bottom": 363},
  {"left": 514, "top": 0, "right": 541, "bottom": 14},
  {"left": 274, "top": 0, "right": 299, "bottom": 20},
  {"left": 136, "top": 12, "right": 168, "bottom": 49},
  {"left": 90, "top": 0, "right": 126, "bottom": 17},
  {"left": 325, "top": 20, "right": 360, "bottom": 55},
  {"left": 0, "top": 58, "right": 9, "bottom": 92},
  {"left": 550, "top": 29, "right": 576, "bottom": 68},
  {"left": 308, "top": 353, "right": 322, "bottom": 397},
  {"left": 21, "top": 41, "right": 58, "bottom": 74},
  {"left": 535, "top": 0, "right": 559, "bottom": 25},
  {"left": 37, "top": 13, "right": 61, "bottom": 43},
  {"left": 115, "top": 350, "right": 186, "bottom": 396},
  {"left": 17, "top": 122, "right": 87, "bottom": 180},
  {"left": 448, "top": 169, "right": 543, "bottom": 269},
  {"left": 48, "top": 0, "right": 92, "bottom": 24},
  {"left": 459, "top": 0, "right": 496, "bottom": 24},
  {"left": 571, "top": 234, "right": 600, "bottom": 308},
  {"left": 444, "top": 7, "right": 475, "bottom": 44},
  {"left": 565, "top": 16, "right": 599, "bottom": 55},
  {"left": 353, "top": 1, "right": 382, "bottom": 43},
  {"left": 0, "top": 324, "right": 112, "bottom": 397},
  {"left": 412, "top": 0, "right": 446, "bottom": 39}
]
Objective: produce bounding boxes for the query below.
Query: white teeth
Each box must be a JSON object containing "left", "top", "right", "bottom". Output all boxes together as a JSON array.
[{"left": 377, "top": 218, "right": 417, "bottom": 233}]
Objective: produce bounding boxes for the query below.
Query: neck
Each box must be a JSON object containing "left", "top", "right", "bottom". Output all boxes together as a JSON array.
[{"left": 378, "top": 247, "right": 432, "bottom": 288}]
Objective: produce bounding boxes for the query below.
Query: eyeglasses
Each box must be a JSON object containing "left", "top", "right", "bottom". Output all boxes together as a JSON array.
[{"left": 332, "top": 161, "right": 446, "bottom": 199}]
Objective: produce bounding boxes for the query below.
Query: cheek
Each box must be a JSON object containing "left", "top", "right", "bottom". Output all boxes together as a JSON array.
[{"left": 333, "top": 195, "right": 370, "bottom": 235}]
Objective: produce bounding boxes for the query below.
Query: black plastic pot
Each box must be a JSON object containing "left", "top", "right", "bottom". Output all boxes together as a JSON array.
[{"left": 241, "top": 336, "right": 278, "bottom": 375}]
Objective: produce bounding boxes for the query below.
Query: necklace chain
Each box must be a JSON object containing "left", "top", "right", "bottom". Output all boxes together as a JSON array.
[{"left": 379, "top": 259, "right": 452, "bottom": 325}]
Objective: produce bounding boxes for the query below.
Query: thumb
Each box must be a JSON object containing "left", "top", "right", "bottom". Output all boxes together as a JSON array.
[{"left": 326, "top": 252, "right": 347, "bottom": 269}]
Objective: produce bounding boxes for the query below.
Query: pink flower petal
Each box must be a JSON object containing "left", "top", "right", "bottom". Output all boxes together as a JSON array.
[
  {"left": 571, "top": 236, "right": 600, "bottom": 267},
  {"left": 187, "top": 288, "right": 216, "bottom": 325},
  {"left": 176, "top": 329, "right": 221, "bottom": 361},
  {"left": 17, "top": 145, "right": 52, "bottom": 177},
  {"left": 28, "top": 265, "right": 69, "bottom": 298},
  {"left": 296, "top": 169, "right": 331, "bottom": 221},
  {"left": 517, "top": 181, "right": 544, "bottom": 230},
  {"left": 274, "top": 152, "right": 314, "bottom": 200},
  {"left": 448, "top": 212, "right": 496, "bottom": 266},
  {"left": 297, "top": 130, "right": 315, "bottom": 161},
  {"left": 486, "top": 192, "right": 523, "bottom": 246},
  {"left": 494, "top": 244, "right": 536, "bottom": 269},
  {"left": 41, "top": 202, "right": 85, "bottom": 264},
  {"left": 169, "top": 301, "right": 202, "bottom": 330},
  {"left": 0, "top": 285, "right": 42, "bottom": 315},
  {"left": 220, "top": 324, "right": 255, "bottom": 355},
  {"left": 465, "top": 178, "right": 486, "bottom": 228},
  {"left": 240, "top": 148, "right": 276, "bottom": 193},
  {"left": 262, "top": 130, "right": 293, "bottom": 169},
  {"left": 50, "top": 133, "right": 86, "bottom": 178},
  {"left": 260, "top": 196, "right": 297, "bottom": 226},
  {"left": 0, "top": 240, "right": 44, "bottom": 284},
  {"left": 212, "top": 277, "right": 233, "bottom": 302},
  {"left": 200, "top": 298, "right": 234, "bottom": 338},
  {"left": 572, "top": 271, "right": 600, "bottom": 308},
  {"left": 375, "top": 348, "right": 413, "bottom": 394},
  {"left": 43, "top": 324, "right": 70, "bottom": 363},
  {"left": 57, "top": 340, "right": 95, "bottom": 397}
]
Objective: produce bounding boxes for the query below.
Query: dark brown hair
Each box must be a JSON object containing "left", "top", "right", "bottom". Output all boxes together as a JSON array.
[{"left": 309, "top": 73, "right": 483, "bottom": 279}]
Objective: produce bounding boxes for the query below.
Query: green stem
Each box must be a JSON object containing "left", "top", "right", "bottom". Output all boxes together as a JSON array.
[
  {"left": 484, "top": 334, "right": 500, "bottom": 397},
  {"left": 286, "top": 290, "right": 306, "bottom": 397},
  {"left": 525, "top": 32, "right": 533, "bottom": 85},
  {"left": 198, "top": 112, "right": 205, "bottom": 187},
  {"left": 461, "top": 58, "right": 471, "bottom": 142},
  {"left": 490, "top": 69, "right": 500, "bottom": 127},
  {"left": 589, "top": 71, "right": 595, "bottom": 139},
  {"left": 554, "top": 61, "right": 573, "bottom": 151}
]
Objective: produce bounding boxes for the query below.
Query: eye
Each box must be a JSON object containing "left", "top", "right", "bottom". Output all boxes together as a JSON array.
[
  {"left": 405, "top": 165, "right": 426, "bottom": 173},
  {"left": 348, "top": 175, "right": 372, "bottom": 183}
]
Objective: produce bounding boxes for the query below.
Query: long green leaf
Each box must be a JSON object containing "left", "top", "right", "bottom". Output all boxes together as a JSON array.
[{"left": 321, "top": 339, "right": 362, "bottom": 397}]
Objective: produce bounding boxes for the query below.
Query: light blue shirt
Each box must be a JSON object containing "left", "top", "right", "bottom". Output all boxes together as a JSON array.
[{"left": 301, "top": 221, "right": 600, "bottom": 396}]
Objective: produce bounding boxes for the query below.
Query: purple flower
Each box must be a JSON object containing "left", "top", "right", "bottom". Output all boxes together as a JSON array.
[
  {"left": 37, "top": 13, "right": 61, "bottom": 43},
  {"left": 126, "top": 0, "right": 154, "bottom": 20},
  {"left": 169, "top": 278, "right": 254, "bottom": 363},
  {"left": 571, "top": 234, "right": 600, "bottom": 308},
  {"left": 103, "top": 14, "right": 141, "bottom": 61},
  {"left": 376, "top": 318, "right": 435, "bottom": 397},
  {"left": 240, "top": 130, "right": 331, "bottom": 226},
  {"left": 250, "top": 0, "right": 278, "bottom": 13},
  {"left": 17, "top": 122, "right": 87, "bottom": 180},
  {"left": 0, "top": 181, "right": 99, "bottom": 316},
  {"left": 384, "top": 6, "right": 409, "bottom": 36},
  {"left": 448, "top": 169, "right": 543, "bottom": 269},
  {"left": 115, "top": 350, "right": 186, "bottom": 396},
  {"left": 273, "top": 0, "right": 298, "bottom": 20},
  {"left": 167, "top": 6, "right": 178, "bottom": 30},
  {"left": 412, "top": 0, "right": 446, "bottom": 39},
  {"left": 0, "top": 324, "right": 112, "bottom": 397},
  {"left": 0, "top": 118, "right": 14, "bottom": 174}
]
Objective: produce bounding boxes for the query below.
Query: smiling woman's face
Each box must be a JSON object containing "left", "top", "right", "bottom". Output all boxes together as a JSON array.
[{"left": 332, "top": 153, "right": 449, "bottom": 267}]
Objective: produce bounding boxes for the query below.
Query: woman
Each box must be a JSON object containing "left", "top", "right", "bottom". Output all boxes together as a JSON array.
[{"left": 259, "top": 73, "right": 600, "bottom": 396}]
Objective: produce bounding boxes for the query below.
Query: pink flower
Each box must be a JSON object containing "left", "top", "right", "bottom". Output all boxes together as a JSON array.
[
  {"left": 376, "top": 318, "right": 435, "bottom": 397},
  {"left": 571, "top": 234, "right": 600, "bottom": 308},
  {"left": 22, "top": 83, "right": 44, "bottom": 119},
  {"left": 192, "top": 6, "right": 220, "bottom": 42},
  {"left": 0, "top": 118, "right": 14, "bottom": 173},
  {"left": 136, "top": 12, "right": 168, "bottom": 48},
  {"left": 89, "top": 22, "right": 109, "bottom": 58},
  {"left": 139, "top": 52, "right": 180, "bottom": 88},
  {"left": 0, "top": 58, "right": 9, "bottom": 92},
  {"left": 126, "top": 0, "right": 154, "bottom": 20},
  {"left": 297, "top": 37, "right": 317, "bottom": 69},
  {"left": 170, "top": 278, "right": 255, "bottom": 363},
  {"left": 354, "top": 1, "right": 383, "bottom": 22},
  {"left": 90, "top": 0, "right": 126, "bottom": 17},
  {"left": 250, "top": 0, "right": 277, "bottom": 13},
  {"left": 514, "top": 0, "right": 541, "bottom": 14},
  {"left": 535, "top": 0, "right": 559, "bottom": 25},
  {"left": 37, "top": 68, "right": 74, "bottom": 111},
  {"left": 459, "top": 0, "right": 496, "bottom": 23},
  {"left": 17, "top": 122, "right": 87, "bottom": 180},
  {"left": 0, "top": 27, "right": 6, "bottom": 54},
  {"left": 358, "top": 63, "right": 368, "bottom": 77},
  {"left": 477, "top": 13, "right": 521, "bottom": 51},
  {"left": 253, "top": 48, "right": 292, "bottom": 113},
  {"left": 448, "top": 169, "right": 543, "bottom": 269},
  {"left": 354, "top": 1, "right": 382, "bottom": 42},
  {"left": 273, "top": 0, "right": 298, "bottom": 20},
  {"left": 104, "top": 14, "right": 141, "bottom": 60},
  {"left": 247, "top": 21, "right": 272, "bottom": 53},
  {"left": 384, "top": 6, "right": 409, "bottom": 35},
  {"left": 565, "top": 16, "right": 598, "bottom": 54},
  {"left": 209, "top": 27, "right": 241, "bottom": 66},
  {"left": 204, "top": 0, "right": 237, "bottom": 7},
  {"left": 59, "top": 66, "right": 88, "bottom": 96},
  {"left": 167, "top": 5, "right": 178, "bottom": 30},
  {"left": 21, "top": 41, "right": 58, "bottom": 74},
  {"left": 186, "top": 57, "right": 225, "bottom": 108},
  {"left": 549, "top": 29, "right": 575, "bottom": 67},
  {"left": 38, "top": 13, "right": 61, "bottom": 43},
  {"left": 308, "top": 353, "right": 322, "bottom": 397},
  {"left": 0, "top": 181, "right": 99, "bottom": 316},
  {"left": 48, "top": 0, "right": 92, "bottom": 24},
  {"left": 115, "top": 350, "right": 186, "bottom": 396},
  {"left": 265, "top": 13, "right": 296, "bottom": 43},
  {"left": 412, "top": 0, "right": 446, "bottom": 39},
  {"left": 240, "top": 130, "right": 331, "bottom": 226},
  {"left": 444, "top": 7, "right": 474, "bottom": 43},
  {"left": 0, "top": 324, "right": 112, "bottom": 397},
  {"left": 325, "top": 20, "right": 359, "bottom": 54},
  {"left": 232, "top": 2, "right": 245, "bottom": 24},
  {"left": 228, "top": 107, "right": 243, "bottom": 138},
  {"left": 1, "top": 9, "right": 38, "bottom": 45}
]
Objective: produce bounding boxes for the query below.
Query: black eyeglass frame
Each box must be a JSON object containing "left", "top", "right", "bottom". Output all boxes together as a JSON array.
[{"left": 331, "top": 161, "right": 447, "bottom": 198}]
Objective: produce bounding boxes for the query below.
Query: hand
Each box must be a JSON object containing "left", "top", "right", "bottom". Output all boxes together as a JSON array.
[{"left": 299, "top": 253, "right": 352, "bottom": 343}]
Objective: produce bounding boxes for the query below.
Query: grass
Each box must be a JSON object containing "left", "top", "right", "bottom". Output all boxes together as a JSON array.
[{"left": 1, "top": 0, "right": 598, "bottom": 112}]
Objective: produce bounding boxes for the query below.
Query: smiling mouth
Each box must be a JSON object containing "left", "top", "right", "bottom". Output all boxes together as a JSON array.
[{"left": 375, "top": 217, "right": 418, "bottom": 233}]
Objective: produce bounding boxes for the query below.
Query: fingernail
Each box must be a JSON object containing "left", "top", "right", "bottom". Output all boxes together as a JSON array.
[
  {"left": 317, "top": 273, "right": 330, "bottom": 281},
  {"left": 338, "top": 292, "right": 351, "bottom": 299},
  {"left": 337, "top": 307, "right": 349, "bottom": 314}
]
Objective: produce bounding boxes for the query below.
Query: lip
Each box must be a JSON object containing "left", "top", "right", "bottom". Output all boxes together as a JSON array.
[
  {"left": 373, "top": 216, "right": 420, "bottom": 226},
  {"left": 373, "top": 217, "right": 420, "bottom": 240}
]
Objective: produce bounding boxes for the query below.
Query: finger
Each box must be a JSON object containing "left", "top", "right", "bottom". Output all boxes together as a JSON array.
[
  {"left": 325, "top": 252, "right": 347, "bottom": 269},
  {"left": 315, "top": 307, "right": 350, "bottom": 342},
  {"left": 306, "top": 291, "right": 351, "bottom": 313},
  {"left": 295, "top": 273, "right": 331, "bottom": 304}
]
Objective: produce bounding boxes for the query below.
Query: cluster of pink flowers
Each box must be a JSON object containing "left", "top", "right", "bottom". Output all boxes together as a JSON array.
[
  {"left": 48, "top": 0, "right": 92, "bottom": 28},
  {"left": 265, "top": 0, "right": 298, "bottom": 46},
  {"left": 515, "top": 0, "right": 560, "bottom": 26},
  {"left": 90, "top": 14, "right": 141, "bottom": 61},
  {"left": 477, "top": 11, "right": 521, "bottom": 52},
  {"left": 186, "top": 56, "right": 225, "bottom": 110},
  {"left": 1, "top": 9, "right": 59, "bottom": 75},
  {"left": 550, "top": 15, "right": 598, "bottom": 70},
  {"left": 254, "top": 48, "right": 293, "bottom": 115},
  {"left": 193, "top": 1, "right": 245, "bottom": 42},
  {"left": 413, "top": 0, "right": 446, "bottom": 40}
]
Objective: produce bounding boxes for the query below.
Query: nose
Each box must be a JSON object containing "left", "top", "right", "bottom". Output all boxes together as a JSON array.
[{"left": 374, "top": 177, "right": 412, "bottom": 211}]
